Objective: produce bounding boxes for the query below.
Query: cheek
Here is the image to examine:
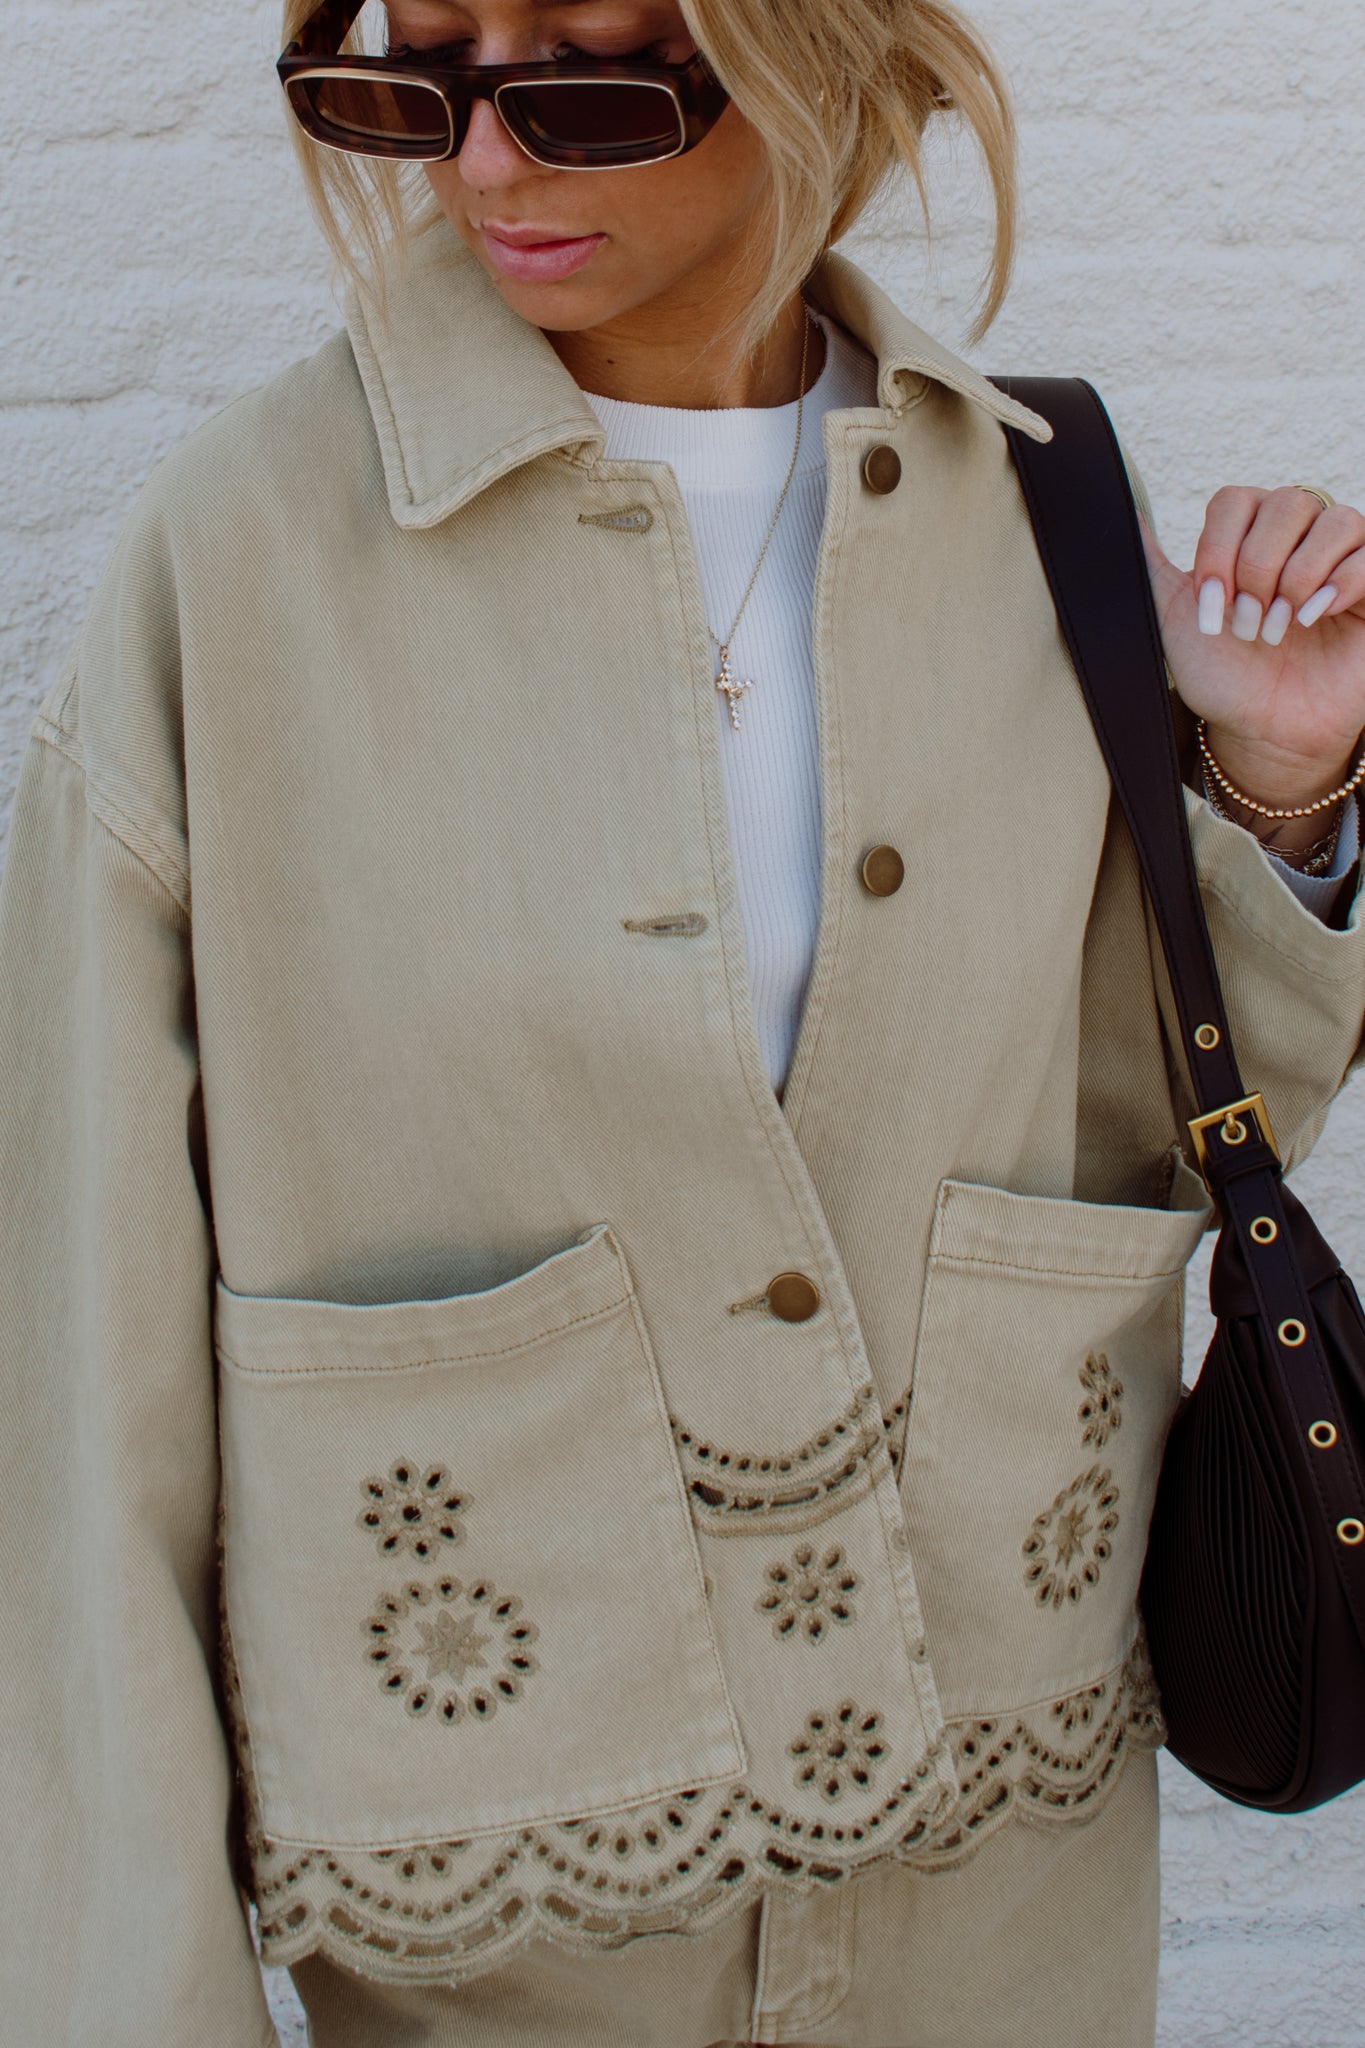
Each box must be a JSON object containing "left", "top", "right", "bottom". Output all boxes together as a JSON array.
[
  {"left": 608, "top": 112, "right": 771, "bottom": 260},
  {"left": 669, "top": 108, "right": 770, "bottom": 229},
  {"left": 425, "top": 162, "right": 473, "bottom": 226}
]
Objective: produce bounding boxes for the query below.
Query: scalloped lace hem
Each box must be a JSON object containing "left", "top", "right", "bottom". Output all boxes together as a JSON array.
[{"left": 236, "top": 1639, "right": 1163, "bottom": 1989}]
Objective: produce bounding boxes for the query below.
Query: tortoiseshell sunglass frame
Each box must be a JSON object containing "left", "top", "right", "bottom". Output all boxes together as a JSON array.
[{"left": 278, "top": 0, "right": 731, "bottom": 170}]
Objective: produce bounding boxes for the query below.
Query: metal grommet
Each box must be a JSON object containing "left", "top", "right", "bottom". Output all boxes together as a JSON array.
[
  {"left": 1195, "top": 1024, "right": 1221, "bottom": 1051},
  {"left": 1277, "top": 1319, "right": 1308, "bottom": 1348},
  {"left": 1221, "top": 1114, "right": 1248, "bottom": 1146},
  {"left": 1309, "top": 1422, "right": 1339, "bottom": 1450},
  {"left": 1338, "top": 1518, "right": 1365, "bottom": 1548},
  {"left": 1250, "top": 1217, "right": 1279, "bottom": 1245}
]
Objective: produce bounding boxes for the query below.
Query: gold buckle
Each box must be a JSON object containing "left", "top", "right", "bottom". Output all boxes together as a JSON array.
[{"left": 1188, "top": 1092, "right": 1279, "bottom": 1187}]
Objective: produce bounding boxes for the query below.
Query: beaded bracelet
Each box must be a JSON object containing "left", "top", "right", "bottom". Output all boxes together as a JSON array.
[
  {"left": 1197, "top": 717, "right": 1365, "bottom": 821},
  {"left": 1203, "top": 768, "right": 1348, "bottom": 876}
]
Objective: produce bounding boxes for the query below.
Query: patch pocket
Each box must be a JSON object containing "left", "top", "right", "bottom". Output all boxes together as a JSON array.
[
  {"left": 215, "top": 1222, "right": 745, "bottom": 1850},
  {"left": 899, "top": 1168, "right": 1211, "bottom": 1719}
]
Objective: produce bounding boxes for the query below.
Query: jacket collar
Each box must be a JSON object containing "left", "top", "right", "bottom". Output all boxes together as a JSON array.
[{"left": 345, "top": 215, "right": 1051, "bottom": 530}]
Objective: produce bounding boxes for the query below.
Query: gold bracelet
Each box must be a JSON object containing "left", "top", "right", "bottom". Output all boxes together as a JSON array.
[
  {"left": 1197, "top": 718, "right": 1365, "bottom": 820},
  {"left": 1202, "top": 767, "right": 1349, "bottom": 875}
]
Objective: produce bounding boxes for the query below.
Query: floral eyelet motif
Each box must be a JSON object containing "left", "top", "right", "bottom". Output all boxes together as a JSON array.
[
  {"left": 365, "top": 1575, "right": 539, "bottom": 1725},
  {"left": 1022, "top": 1466, "right": 1121, "bottom": 1609},
  {"left": 789, "top": 1701, "right": 887, "bottom": 1803},
  {"left": 756, "top": 1544, "right": 859, "bottom": 1644},
  {"left": 358, "top": 1460, "right": 473, "bottom": 1561},
  {"left": 1078, "top": 1353, "right": 1124, "bottom": 1448}
]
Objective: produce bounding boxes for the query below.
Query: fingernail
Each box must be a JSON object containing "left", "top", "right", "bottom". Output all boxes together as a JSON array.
[
  {"left": 1197, "top": 579, "right": 1226, "bottom": 635},
  {"left": 1261, "top": 596, "right": 1294, "bottom": 647},
  {"left": 1297, "top": 583, "right": 1337, "bottom": 628},
  {"left": 1231, "top": 592, "right": 1263, "bottom": 641}
]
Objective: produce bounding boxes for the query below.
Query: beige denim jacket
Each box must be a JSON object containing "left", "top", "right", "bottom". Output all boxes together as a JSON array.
[{"left": 3, "top": 219, "right": 1364, "bottom": 2044}]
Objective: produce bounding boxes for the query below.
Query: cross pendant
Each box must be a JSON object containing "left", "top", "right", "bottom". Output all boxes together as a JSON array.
[{"left": 715, "top": 646, "right": 756, "bottom": 731}]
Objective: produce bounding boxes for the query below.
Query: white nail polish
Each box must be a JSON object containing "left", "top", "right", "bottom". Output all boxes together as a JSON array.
[
  {"left": 1297, "top": 583, "right": 1338, "bottom": 628},
  {"left": 1231, "top": 592, "right": 1263, "bottom": 642},
  {"left": 1197, "top": 579, "right": 1226, "bottom": 635},
  {"left": 1261, "top": 596, "right": 1294, "bottom": 647}
]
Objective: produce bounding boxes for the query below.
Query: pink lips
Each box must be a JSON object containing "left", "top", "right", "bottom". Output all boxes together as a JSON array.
[{"left": 480, "top": 223, "right": 608, "bottom": 281}]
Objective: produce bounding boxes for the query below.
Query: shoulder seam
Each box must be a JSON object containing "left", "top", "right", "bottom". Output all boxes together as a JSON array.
[{"left": 32, "top": 718, "right": 192, "bottom": 917}]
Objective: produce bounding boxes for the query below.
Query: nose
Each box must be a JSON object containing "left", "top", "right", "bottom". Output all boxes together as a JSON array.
[{"left": 456, "top": 95, "right": 547, "bottom": 188}]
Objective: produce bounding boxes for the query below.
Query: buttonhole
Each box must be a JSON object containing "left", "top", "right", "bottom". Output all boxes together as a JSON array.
[
  {"left": 579, "top": 505, "right": 654, "bottom": 533},
  {"left": 727, "top": 1291, "right": 770, "bottom": 1315},
  {"left": 622, "top": 913, "right": 708, "bottom": 937}
]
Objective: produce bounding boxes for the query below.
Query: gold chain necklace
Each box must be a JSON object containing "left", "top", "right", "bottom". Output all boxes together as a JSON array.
[{"left": 709, "top": 305, "right": 815, "bottom": 733}]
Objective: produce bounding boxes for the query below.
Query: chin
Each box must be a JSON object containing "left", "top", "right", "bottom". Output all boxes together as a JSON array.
[{"left": 483, "top": 267, "right": 640, "bottom": 335}]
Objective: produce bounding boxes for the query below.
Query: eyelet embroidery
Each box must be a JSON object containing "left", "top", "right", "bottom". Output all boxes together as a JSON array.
[
  {"left": 882, "top": 1393, "right": 910, "bottom": 1477},
  {"left": 1078, "top": 1353, "right": 1124, "bottom": 1448},
  {"left": 365, "top": 1576, "right": 540, "bottom": 1723},
  {"left": 670, "top": 1384, "right": 888, "bottom": 1535},
  {"left": 1021, "top": 1466, "right": 1121, "bottom": 1609},
  {"left": 789, "top": 1702, "right": 888, "bottom": 1803},
  {"left": 911, "top": 1640, "right": 1163, "bottom": 1867},
  {"left": 358, "top": 1461, "right": 474, "bottom": 1560},
  {"left": 369, "top": 1841, "right": 471, "bottom": 1883},
  {"left": 756, "top": 1543, "right": 859, "bottom": 1644},
  {"left": 224, "top": 1534, "right": 1155, "bottom": 1993},
  {"left": 1051, "top": 1684, "right": 1107, "bottom": 1737}
]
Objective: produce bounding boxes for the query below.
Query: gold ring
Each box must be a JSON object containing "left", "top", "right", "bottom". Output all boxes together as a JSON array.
[{"left": 1293, "top": 485, "right": 1336, "bottom": 513}]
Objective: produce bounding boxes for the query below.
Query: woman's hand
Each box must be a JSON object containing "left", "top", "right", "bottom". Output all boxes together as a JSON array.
[{"left": 1141, "top": 488, "right": 1365, "bottom": 843}]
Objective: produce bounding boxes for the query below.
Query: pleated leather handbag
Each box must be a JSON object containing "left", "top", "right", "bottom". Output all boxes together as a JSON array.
[{"left": 991, "top": 374, "right": 1365, "bottom": 1812}]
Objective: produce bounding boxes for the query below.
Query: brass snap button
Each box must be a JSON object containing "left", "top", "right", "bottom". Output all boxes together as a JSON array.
[
  {"left": 862, "top": 445, "right": 902, "bottom": 495},
  {"left": 767, "top": 1272, "right": 821, "bottom": 1323},
  {"left": 860, "top": 844, "right": 905, "bottom": 896}
]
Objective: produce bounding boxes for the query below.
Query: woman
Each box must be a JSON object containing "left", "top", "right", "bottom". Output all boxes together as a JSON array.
[{"left": 2, "top": 0, "right": 1363, "bottom": 2043}]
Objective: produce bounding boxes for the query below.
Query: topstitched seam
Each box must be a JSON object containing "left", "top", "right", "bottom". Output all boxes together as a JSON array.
[{"left": 215, "top": 1291, "right": 632, "bottom": 1378}]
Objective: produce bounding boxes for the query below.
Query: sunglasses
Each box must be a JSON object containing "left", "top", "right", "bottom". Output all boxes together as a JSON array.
[{"left": 279, "top": 0, "right": 731, "bottom": 170}]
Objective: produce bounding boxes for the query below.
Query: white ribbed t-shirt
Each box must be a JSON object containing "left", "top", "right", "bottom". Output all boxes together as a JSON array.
[
  {"left": 583, "top": 311, "right": 880, "bottom": 1096},
  {"left": 581, "top": 313, "right": 1354, "bottom": 1099}
]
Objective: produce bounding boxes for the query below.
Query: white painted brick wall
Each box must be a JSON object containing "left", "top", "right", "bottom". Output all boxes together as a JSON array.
[{"left": 3, "top": 3, "right": 1362, "bottom": 2041}]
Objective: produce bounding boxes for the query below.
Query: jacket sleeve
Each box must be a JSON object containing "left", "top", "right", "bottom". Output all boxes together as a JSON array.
[
  {"left": 0, "top": 679, "right": 278, "bottom": 2043},
  {"left": 1169, "top": 786, "right": 1365, "bottom": 1171}
]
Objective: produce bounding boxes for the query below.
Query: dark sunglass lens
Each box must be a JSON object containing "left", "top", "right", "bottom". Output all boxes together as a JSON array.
[
  {"left": 502, "top": 81, "right": 683, "bottom": 162},
  {"left": 290, "top": 74, "right": 452, "bottom": 156}
]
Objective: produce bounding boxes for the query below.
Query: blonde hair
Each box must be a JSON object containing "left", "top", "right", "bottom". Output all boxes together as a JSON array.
[{"left": 281, "top": 0, "right": 1017, "bottom": 353}]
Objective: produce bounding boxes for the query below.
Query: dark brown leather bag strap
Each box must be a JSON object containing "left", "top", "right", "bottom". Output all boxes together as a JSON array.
[
  {"left": 990, "top": 377, "right": 1246, "bottom": 1116},
  {"left": 992, "top": 374, "right": 1365, "bottom": 1646}
]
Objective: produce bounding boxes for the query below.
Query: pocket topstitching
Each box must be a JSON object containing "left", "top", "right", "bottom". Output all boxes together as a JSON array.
[
  {"left": 897, "top": 1170, "right": 1212, "bottom": 1718},
  {"left": 214, "top": 1222, "right": 745, "bottom": 1849}
]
